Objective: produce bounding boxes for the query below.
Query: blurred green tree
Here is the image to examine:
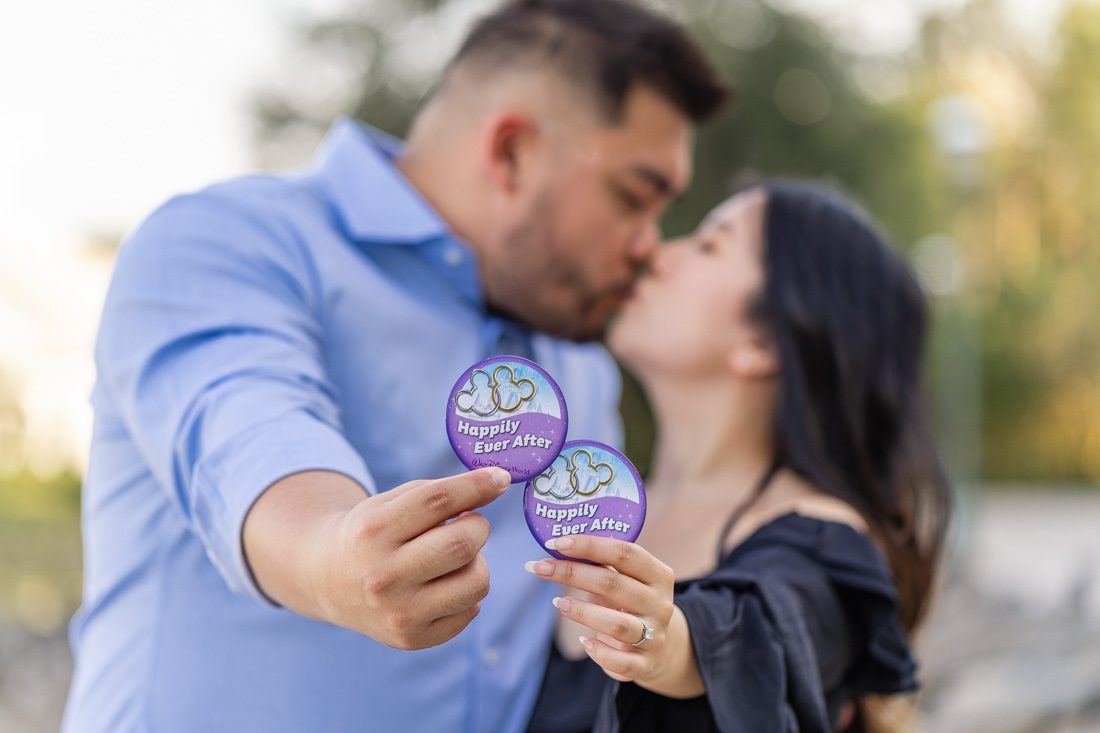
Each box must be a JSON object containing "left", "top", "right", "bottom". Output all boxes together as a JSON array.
[
  {"left": 903, "top": 0, "right": 1100, "bottom": 482},
  {"left": 254, "top": 0, "right": 943, "bottom": 243},
  {"left": 975, "top": 0, "right": 1100, "bottom": 481}
]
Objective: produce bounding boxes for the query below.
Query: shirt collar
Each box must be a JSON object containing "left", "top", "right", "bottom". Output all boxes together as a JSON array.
[{"left": 312, "top": 116, "right": 450, "bottom": 244}]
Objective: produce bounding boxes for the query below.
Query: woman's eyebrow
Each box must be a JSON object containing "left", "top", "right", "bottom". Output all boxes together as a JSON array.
[{"left": 699, "top": 217, "right": 734, "bottom": 237}]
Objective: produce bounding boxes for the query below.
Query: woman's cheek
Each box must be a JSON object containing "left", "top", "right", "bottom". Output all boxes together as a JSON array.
[{"left": 607, "top": 302, "right": 654, "bottom": 365}]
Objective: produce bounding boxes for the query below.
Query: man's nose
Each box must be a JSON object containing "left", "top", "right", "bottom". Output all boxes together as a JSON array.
[{"left": 628, "top": 219, "right": 662, "bottom": 265}]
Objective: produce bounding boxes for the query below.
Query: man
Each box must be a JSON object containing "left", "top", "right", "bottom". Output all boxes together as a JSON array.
[{"left": 62, "top": 1, "right": 726, "bottom": 731}]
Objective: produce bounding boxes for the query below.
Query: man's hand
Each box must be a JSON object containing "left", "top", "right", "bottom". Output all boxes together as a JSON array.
[{"left": 243, "top": 466, "right": 512, "bottom": 650}]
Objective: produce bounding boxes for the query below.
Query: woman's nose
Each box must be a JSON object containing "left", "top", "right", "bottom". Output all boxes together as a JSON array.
[{"left": 650, "top": 237, "right": 690, "bottom": 277}]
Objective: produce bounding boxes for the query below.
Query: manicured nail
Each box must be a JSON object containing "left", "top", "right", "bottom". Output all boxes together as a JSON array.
[
  {"left": 545, "top": 537, "right": 574, "bottom": 551},
  {"left": 579, "top": 635, "right": 594, "bottom": 651},
  {"left": 552, "top": 596, "right": 572, "bottom": 613},
  {"left": 523, "top": 560, "right": 554, "bottom": 576},
  {"left": 489, "top": 468, "right": 512, "bottom": 490}
]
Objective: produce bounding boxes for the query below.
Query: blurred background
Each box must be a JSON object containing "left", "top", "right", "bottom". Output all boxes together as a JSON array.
[{"left": 2, "top": 0, "right": 1098, "bottom": 730}]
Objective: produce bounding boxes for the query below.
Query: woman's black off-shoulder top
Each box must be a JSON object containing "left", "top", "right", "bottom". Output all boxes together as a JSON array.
[{"left": 527, "top": 512, "right": 917, "bottom": 733}]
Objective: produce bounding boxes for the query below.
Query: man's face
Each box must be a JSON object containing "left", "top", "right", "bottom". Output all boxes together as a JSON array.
[{"left": 485, "top": 84, "right": 694, "bottom": 342}]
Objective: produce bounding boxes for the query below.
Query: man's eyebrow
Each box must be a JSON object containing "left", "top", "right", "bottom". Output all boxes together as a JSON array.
[{"left": 627, "top": 165, "right": 684, "bottom": 199}]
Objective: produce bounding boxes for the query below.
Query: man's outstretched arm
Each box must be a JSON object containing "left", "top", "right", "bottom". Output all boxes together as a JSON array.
[
  {"left": 243, "top": 466, "right": 511, "bottom": 649},
  {"left": 97, "top": 190, "right": 507, "bottom": 649}
]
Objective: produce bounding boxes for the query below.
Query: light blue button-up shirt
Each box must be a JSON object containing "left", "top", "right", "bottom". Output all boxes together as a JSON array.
[{"left": 63, "top": 117, "right": 622, "bottom": 733}]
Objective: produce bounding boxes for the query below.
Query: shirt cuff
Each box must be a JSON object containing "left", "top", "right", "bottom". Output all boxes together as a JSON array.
[{"left": 190, "top": 412, "right": 376, "bottom": 606}]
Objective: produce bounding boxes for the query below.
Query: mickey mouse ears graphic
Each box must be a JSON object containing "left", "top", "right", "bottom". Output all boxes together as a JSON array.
[
  {"left": 454, "top": 365, "right": 538, "bottom": 417},
  {"left": 531, "top": 448, "right": 616, "bottom": 500}
]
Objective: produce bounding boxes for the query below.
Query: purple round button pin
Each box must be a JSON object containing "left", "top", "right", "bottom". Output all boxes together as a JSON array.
[
  {"left": 523, "top": 440, "right": 646, "bottom": 560},
  {"left": 446, "top": 355, "right": 568, "bottom": 483}
]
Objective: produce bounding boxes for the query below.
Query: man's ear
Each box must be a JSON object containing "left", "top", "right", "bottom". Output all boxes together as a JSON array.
[
  {"left": 484, "top": 112, "right": 537, "bottom": 195},
  {"left": 727, "top": 335, "right": 779, "bottom": 380}
]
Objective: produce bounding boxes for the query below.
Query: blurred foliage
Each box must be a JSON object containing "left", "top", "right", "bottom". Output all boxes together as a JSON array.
[
  {"left": 912, "top": 0, "right": 1100, "bottom": 481},
  {"left": 0, "top": 470, "right": 81, "bottom": 524},
  {"left": 0, "top": 472, "right": 83, "bottom": 627},
  {"left": 0, "top": 366, "right": 83, "bottom": 619},
  {"left": 0, "top": 516, "right": 83, "bottom": 630},
  {"left": 252, "top": 0, "right": 1098, "bottom": 484}
]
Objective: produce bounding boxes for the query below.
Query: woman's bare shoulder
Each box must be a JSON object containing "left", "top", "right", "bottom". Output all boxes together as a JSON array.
[{"left": 727, "top": 469, "right": 869, "bottom": 550}]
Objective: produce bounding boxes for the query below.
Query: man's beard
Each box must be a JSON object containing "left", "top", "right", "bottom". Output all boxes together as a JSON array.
[{"left": 489, "top": 210, "right": 613, "bottom": 343}]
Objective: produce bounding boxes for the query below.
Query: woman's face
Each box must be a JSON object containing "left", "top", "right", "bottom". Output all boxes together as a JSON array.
[{"left": 608, "top": 187, "right": 771, "bottom": 380}]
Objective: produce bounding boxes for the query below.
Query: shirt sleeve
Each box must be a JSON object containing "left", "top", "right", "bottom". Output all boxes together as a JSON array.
[
  {"left": 670, "top": 566, "right": 835, "bottom": 732},
  {"left": 95, "top": 189, "right": 377, "bottom": 605}
]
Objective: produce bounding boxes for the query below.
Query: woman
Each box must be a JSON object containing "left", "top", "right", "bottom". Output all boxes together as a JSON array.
[{"left": 524, "top": 180, "right": 951, "bottom": 732}]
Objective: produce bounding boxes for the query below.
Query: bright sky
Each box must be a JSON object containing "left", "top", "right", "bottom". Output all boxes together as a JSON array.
[
  {"left": 1, "top": 0, "right": 299, "bottom": 251},
  {"left": 0, "top": 0, "right": 326, "bottom": 472},
  {"left": 0, "top": 0, "right": 1066, "bottom": 474}
]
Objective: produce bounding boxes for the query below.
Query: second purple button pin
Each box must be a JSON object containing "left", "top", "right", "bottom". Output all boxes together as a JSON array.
[{"left": 523, "top": 440, "right": 647, "bottom": 559}]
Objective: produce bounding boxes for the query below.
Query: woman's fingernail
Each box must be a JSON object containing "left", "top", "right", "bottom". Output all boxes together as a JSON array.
[
  {"left": 545, "top": 537, "right": 574, "bottom": 551},
  {"left": 523, "top": 560, "right": 554, "bottom": 576},
  {"left": 552, "top": 596, "right": 572, "bottom": 613},
  {"left": 579, "top": 635, "right": 594, "bottom": 651}
]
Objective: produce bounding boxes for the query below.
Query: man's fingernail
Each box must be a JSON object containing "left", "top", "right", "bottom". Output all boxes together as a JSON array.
[
  {"left": 523, "top": 560, "right": 554, "bottom": 576},
  {"left": 551, "top": 596, "right": 572, "bottom": 613},
  {"left": 489, "top": 468, "right": 512, "bottom": 490},
  {"left": 545, "top": 537, "right": 573, "bottom": 551}
]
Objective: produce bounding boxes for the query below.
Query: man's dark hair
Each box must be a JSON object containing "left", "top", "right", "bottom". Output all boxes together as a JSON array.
[{"left": 446, "top": 0, "right": 729, "bottom": 123}]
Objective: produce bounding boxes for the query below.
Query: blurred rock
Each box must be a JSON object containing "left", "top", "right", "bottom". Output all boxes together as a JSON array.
[
  {"left": 0, "top": 616, "right": 70, "bottom": 733},
  {"left": 917, "top": 563, "right": 1100, "bottom": 732}
]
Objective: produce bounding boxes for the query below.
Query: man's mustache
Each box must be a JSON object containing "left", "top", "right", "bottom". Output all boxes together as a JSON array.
[{"left": 632, "top": 259, "right": 655, "bottom": 279}]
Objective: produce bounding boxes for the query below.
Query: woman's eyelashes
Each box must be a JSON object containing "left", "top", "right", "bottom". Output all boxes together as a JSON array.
[
  {"left": 695, "top": 220, "right": 734, "bottom": 254},
  {"left": 696, "top": 235, "right": 718, "bottom": 254}
]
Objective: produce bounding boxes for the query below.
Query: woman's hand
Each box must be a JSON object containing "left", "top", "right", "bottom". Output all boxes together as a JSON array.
[{"left": 524, "top": 535, "right": 704, "bottom": 698}]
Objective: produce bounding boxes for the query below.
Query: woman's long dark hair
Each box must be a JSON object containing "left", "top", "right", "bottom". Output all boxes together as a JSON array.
[{"left": 754, "top": 179, "right": 952, "bottom": 635}]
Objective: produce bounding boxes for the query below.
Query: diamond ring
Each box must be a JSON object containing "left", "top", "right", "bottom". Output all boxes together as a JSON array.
[{"left": 632, "top": 618, "right": 655, "bottom": 647}]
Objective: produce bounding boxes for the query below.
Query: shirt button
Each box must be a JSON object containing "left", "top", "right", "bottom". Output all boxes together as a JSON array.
[
  {"left": 482, "top": 647, "right": 500, "bottom": 667},
  {"left": 443, "top": 248, "right": 463, "bottom": 266}
]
